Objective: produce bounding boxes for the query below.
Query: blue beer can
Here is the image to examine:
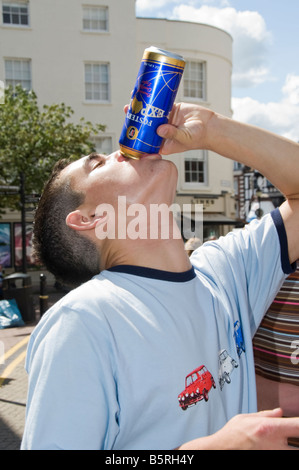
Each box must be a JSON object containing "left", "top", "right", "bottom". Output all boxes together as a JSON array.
[{"left": 119, "top": 46, "right": 185, "bottom": 159}]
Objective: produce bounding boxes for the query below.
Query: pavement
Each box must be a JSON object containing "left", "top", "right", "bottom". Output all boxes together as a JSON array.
[{"left": 0, "top": 286, "right": 66, "bottom": 450}]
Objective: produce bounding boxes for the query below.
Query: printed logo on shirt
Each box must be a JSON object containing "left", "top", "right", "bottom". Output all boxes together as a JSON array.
[
  {"left": 178, "top": 323, "right": 245, "bottom": 410},
  {"left": 177, "top": 365, "right": 216, "bottom": 411},
  {"left": 215, "top": 320, "right": 245, "bottom": 391},
  {"left": 234, "top": 321, "right": 246, "bottom": 358},
  {"left": 218, "top": 349, "right": 238, "bottom": 391}
]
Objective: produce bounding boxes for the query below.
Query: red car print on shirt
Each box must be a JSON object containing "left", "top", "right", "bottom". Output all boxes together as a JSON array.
[{"left": 178, "top": 365, "right": 216, "bottom": 411}]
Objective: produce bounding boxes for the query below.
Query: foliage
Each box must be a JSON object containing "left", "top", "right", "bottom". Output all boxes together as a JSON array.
[{"left": 0, "top": 85, "right": 105, "bottom": 211}]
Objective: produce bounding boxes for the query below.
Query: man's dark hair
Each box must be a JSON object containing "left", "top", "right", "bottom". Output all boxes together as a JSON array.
[{"left": 33, "top": 159, "right": 100, "bottom": 287}]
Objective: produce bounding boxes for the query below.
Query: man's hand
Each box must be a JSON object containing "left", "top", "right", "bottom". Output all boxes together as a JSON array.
[
  {"left": 157, "top": 101, "right": 299, "bottom": 264},
  {"left": 157, "top": 103, "right": 215, "bottom": 155},
  {"left": 178, "top": 408, "right": 299, "bottom": 450}
]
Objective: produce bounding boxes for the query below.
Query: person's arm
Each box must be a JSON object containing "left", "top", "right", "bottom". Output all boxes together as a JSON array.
[
  {"left": 158, "top": 103, "right": 299, "bottom": 264},
  {"left": 178, "top": 408, "right": 299, "bottom": 450}
]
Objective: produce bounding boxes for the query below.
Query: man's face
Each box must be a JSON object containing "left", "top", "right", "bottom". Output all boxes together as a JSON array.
[{"left": 61, "top": 150, "right": 178, "bottom": 214}]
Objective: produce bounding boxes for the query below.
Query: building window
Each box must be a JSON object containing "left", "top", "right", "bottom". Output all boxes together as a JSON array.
[
  {"left": 5, "top": 59, "right": 31, "bottom": 90},
  {"left": 2, "top": 3, "right": 29, "bottom": 26},
  {"left": 85, "top": 63, "right": 110, "bottom": 101},
  {"left": 83, "top": 6, "right": 108, "bottom": 32},
  {"left": 92, "top": 136, "right": 113, "bottom": 155},
  {"left": 184, "top": 150, "right": 207, "bottom": 185},
  {"left": 184, "top": 61, "right": 206, "bottom": 100}
]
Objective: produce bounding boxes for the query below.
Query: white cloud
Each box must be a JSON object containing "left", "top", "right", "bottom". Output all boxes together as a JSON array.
[
  {"left": 282, "top": 74, "right": 299, "bottom": 105},
  {"left": 172, "top": 5, "right": 270, "bottom": 42},
  {"left": 171, "top": 4, "right": 273, "bottom": 88},
  {"left": 232, "top": 74, "right": 299, "bottom": 142},
  {"left": 136, "top": 0, "right": 179, "bottom": 17},
  {"left": 136, "top": 1, "right": 273, "bottom": 89},
  {"left": 135, "top": 0, "right": 229, "bottom": 15},
  {"left": 233, "top": 67, "right": 276, "bottom": 89},
  {"left": 136, "top": 1, "right": 298, "bottom": 141}
]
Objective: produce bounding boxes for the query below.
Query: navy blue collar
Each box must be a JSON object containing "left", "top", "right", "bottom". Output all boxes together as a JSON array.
[{"left": 107, "top": 265, "right": 196, "bottom": 282}]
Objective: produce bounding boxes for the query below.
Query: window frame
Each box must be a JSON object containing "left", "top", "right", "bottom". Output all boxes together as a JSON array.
[
  {"left": 183, "top": 149, "right": 208, "bottom": 189},
  {"left": 4, "top": 58, "right": 32, "bottom": 90},
  {"left": 183, "top": 60, "right": 206, "bottom": 101},
  {"left": 91, "top": 135, "right": 113, "bottom": 155},
  {"left": 2, "top": 2, "right": 29, "bottom": 27},
  {"left": 84, "top": 62, "right": 110, "bottom": 102},
  {"left": 82, "top": 5, "right": 109, "bottom": 32}
]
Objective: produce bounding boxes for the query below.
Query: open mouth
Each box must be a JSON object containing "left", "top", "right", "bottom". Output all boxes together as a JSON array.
[{"left": 118, "top": 151, "right": 162, "bottom": 162}]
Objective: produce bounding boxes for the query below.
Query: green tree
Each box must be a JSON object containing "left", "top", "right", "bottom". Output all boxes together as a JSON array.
[{"left": 0, "top": 85, "right": 105, "bottom": 211}]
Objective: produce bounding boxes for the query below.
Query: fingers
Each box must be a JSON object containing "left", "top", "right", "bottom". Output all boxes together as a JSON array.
[
  {"left": 258, "top": 408, "right": 284, "bottom": 418},
  {"left": 256, "top": 409, "right": 299, "bottom": 450}
]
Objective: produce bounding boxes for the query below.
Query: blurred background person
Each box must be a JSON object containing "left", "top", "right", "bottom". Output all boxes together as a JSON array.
[
  {"left": 253, "top": 264, "right": 299, "bottom": 447},
  {"left": 0, "top": 264, "right": 3, "bottom": 299},
  {"left": 184, "top": 237, "right": 202, "bottom": 257}
]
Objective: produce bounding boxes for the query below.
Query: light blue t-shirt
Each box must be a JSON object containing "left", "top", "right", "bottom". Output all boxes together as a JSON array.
[{"left": 21, "top": 210, "right": 295, "bottom": 450}]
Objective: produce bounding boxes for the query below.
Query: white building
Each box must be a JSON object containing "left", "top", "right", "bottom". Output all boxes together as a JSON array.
[{"left": 0, "top": 0, "right": 237, "bottom": 274}]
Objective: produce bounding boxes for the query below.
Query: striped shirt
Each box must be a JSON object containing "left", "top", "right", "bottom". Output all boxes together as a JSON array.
[{"left": 253, "top": 266, "right": 299, "bottom": 385}]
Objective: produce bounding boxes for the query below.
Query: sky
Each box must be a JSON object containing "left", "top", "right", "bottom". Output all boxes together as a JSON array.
[{"left": 136, "top": 0, "right": 299, "bottom": 141}]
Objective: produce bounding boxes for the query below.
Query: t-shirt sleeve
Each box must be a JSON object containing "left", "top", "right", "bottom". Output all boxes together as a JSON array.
[
  {"left": 190, "top": 209, "right": 296, "bottom": 337},
  {"left": 21, "top": 307, "right": 119, "bottom": 450}
]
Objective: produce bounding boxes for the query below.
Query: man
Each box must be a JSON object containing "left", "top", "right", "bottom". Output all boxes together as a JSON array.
[
  {"left": 185, "top": 237, "right": 203, "bottom": 257},
  {"left": 21, "top": 103, "right": 299, "bottom": 450}
]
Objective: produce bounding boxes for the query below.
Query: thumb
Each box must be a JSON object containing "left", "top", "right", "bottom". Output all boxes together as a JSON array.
[{"left": 157, "top": 123, "right": 178, "bottom": 139}]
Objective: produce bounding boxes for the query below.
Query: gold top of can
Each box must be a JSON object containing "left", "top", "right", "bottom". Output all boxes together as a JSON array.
[{"left": 143, "top": 46, "right": 185, "bottom": 69}]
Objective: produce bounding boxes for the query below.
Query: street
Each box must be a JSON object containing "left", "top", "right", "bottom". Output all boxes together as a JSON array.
[{"left": 0, "top": 325, "right": 33, "bottom": 449}]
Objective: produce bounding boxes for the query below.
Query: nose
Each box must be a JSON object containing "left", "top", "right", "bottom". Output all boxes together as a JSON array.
[{"left": 99, "top": 150, "right": 128, "bottom": 164}]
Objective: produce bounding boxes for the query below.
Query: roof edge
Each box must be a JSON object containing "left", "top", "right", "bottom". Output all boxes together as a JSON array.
[{"left": 136, "top": 16, "right": 233, "bottom": 41}]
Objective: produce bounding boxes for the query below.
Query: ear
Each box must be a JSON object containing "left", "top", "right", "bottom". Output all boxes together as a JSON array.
[{"left": 66, "top": 210, "right": 108, "bottom": 232}]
